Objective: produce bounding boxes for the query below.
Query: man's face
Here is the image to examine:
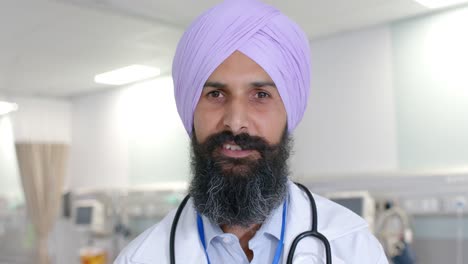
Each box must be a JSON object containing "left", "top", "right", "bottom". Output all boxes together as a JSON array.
[
  {"left": 189, "top": 51, "right": 290, "bottom": 226},
  {"left": 193, "top": 51, "right": 287, "bottom": 149}
]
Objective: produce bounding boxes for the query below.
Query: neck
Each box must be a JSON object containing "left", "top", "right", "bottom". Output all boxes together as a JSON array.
[{"left": 221, "top": 224, "right": 261, "bottom": 261}]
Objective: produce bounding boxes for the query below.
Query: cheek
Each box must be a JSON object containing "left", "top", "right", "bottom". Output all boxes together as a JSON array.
[
  {"left": 193, "top": 108, "right": 207, "bottom": 142},
  {"left": 272, "top": 117, "right": 287, "bottom": 142},
  {"left": 257, "top": 108, "right": 287, "bottom": 144},
  {"left": 193, "top": 105, "right": 221, "bottom": 143}
]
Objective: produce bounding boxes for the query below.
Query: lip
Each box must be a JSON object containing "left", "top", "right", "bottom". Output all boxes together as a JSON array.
[
  {"left": 220, "top": 147, "right": 256, "bottom": 158},
  {"left": 219, "top": 142, "right": 258, "bottom": 158}
]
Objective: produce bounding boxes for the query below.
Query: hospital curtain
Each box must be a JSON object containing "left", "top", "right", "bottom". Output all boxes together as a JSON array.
[{"left": 15, "top": 143, "right": 69, "bottom": 264}]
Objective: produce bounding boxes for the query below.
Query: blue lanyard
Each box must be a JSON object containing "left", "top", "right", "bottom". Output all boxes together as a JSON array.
[{"left": 196, "top": 199, "right": 288, "bottom": 264}]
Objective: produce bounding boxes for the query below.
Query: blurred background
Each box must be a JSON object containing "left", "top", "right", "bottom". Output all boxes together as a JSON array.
[{"left": 1, "top": 0, "right": 468, "bottom": 263}]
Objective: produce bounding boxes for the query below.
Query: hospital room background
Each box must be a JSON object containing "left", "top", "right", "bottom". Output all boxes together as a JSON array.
[{"left": 1, "top": 0, "right": 468, "bottom": 263}]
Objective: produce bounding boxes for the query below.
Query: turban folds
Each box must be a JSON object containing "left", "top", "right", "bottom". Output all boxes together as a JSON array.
[{"left": 172, "top": 0, "right": 311, "bottom": 135}]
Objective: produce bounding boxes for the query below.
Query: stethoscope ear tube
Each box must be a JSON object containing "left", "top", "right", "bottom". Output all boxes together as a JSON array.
[
  {"left": 169, "top": 194, "right": 191, "bottom": 264},
  {"left": 289, "top": 183, "right": 332, "bottom": 264}
]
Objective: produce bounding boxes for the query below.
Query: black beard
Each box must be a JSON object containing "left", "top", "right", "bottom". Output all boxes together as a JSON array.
[{"left": 189, "top": 129, "right": 291, "bottom": 227}]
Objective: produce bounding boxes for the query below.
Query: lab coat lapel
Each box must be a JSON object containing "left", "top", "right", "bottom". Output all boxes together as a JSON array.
[
  {"left": 173, "top": 200, "right": 208, "bottom": 264},
  {"left": 130, "top": 199, "right": 207, "bottom": 264},
  {"left": 282, "top": 182, "right": 348, "bottom": 264}
]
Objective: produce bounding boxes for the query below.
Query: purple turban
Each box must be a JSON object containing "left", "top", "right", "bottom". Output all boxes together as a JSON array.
[{"left": 172, "top": 0, "right": 311, "bottom": 135}]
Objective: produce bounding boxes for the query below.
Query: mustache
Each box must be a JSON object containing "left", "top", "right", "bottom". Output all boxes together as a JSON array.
[{"left": 201, "top": 131, "right": 275, "bottom": 154}]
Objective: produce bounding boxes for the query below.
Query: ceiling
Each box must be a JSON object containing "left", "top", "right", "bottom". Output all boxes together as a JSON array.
[{"left": 0, "top": 0, "right": 445, "bottom": 98}]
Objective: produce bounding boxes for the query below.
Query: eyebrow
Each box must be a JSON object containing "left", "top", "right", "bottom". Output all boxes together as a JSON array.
[
  {"left": 203, "top": 81, "right": 277, "bottom": 89},
  {"left": 251, "top": 81, "right": 276, "bottom": 88},
  {"left": 203, "top": 81, "right": 226, "bottom": 89}
]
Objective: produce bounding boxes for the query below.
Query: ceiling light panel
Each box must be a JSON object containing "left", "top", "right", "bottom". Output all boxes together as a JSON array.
[
  {"left": 413, "top": 0, "right": 468, "bottom": 8},
  {"left": 94, "top": 65, "right": 161, "bottom": 85},
  {"left": 0, "top": 101, "right": 18, "bottom": 116}
]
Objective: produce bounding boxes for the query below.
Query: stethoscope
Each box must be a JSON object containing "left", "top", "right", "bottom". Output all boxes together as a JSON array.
[{"left": 169, "top": 182, "right": 332, "bottom": 264}]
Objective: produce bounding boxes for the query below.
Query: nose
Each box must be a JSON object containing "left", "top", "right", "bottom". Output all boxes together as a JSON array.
[{"left": 223, "top": 98, "right": 249, "bottom": 135}]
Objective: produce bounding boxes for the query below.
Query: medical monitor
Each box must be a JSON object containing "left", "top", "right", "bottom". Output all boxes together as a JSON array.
[
  {"left": 331, "top": 197, "right": 364, "bottom": 216},
  {"left": 73, "top": 199, "right": 106, "bottom": 234},
  {"left": 327, "top": 191, "right": 376, "bottom": 231},
  {"left": 75, "top": 206, "right": 93, "bottom": 225}
]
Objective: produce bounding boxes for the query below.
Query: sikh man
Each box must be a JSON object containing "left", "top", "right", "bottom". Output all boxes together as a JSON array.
[{"left": 115, "top": 0, "right": 388, "bottom": 263}]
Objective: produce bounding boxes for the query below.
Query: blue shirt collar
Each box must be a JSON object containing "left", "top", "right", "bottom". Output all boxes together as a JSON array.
[{"left": 201, "top": 198, "right": 286, "bottom": 248}]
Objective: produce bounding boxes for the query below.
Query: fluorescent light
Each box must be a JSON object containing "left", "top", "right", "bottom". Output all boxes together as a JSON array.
[
  {"left": 94, "top": 65, "right": 161, "bottom": 85},
  {"left": 413, "top": 0, "right": 468, "bottom": 8},
  {"left": 0, "top": 101, "right": 18, "bottom": 116}
]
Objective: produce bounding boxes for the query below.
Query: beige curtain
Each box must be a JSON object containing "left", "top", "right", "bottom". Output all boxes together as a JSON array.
[{"left": 15, "top": 143, "right": 69, "bottom": 264}]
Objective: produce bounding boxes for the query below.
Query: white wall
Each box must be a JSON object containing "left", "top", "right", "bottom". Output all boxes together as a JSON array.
[
  {"left": 70, "top": 87, "right": 130, "bottom": 189},
  {"left": 120, "top": 78, "right": 190, "bottom": 186},
  {"left": 392, "top": 6, "right": 468, "bottom": 170},
  {"left": 70, "top": 76, "right": 190, "bottom": 190},
  {"left": 292, "top": 26, "right": 398, "bottom": 179},
  {"left": 10, "top": 96, "right": 71, "bottom": 143}
]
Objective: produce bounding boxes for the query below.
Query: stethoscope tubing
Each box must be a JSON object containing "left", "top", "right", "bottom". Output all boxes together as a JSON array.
[
  {"left": 169, "top": 194, "right": 191, "bottom": 264},
  {"left": 287, "top": 183, "right": 332, "bottom": 264}
]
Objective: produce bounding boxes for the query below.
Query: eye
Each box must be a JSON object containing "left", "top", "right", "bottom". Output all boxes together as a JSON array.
[
  {"left": 207, "top": 90, "right": 223, "bottom": 98},
  {"left": 255, "top": 91, "right": 270, "bottom": 99}
]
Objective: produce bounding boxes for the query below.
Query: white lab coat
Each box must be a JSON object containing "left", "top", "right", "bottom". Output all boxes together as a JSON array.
[{"left": 115, "top": 181, "right": 388, "bottom": 264}]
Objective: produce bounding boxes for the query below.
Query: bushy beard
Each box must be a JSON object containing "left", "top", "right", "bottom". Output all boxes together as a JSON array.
[{"left": 189, "top": 129, "right": 291, "bottom": 227}]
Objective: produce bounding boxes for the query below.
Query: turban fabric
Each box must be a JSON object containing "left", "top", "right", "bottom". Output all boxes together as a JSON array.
[{"left": 172, "top": 0, "right": 311, "bottom": 135}]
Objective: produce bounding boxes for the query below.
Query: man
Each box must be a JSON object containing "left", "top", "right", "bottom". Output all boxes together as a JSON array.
[{"left": 115, "top": 0, "right": 388, "bottom": 263}]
